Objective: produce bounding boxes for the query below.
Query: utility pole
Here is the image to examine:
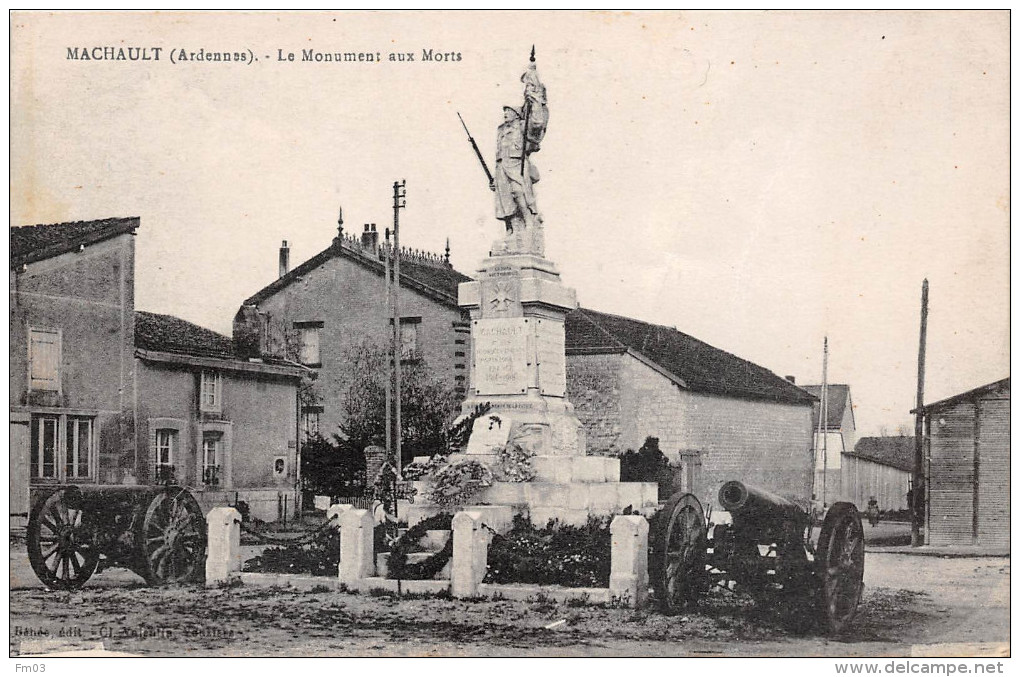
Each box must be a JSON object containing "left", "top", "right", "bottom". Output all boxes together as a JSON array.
[
  {"left": 392, "top": 180, "right": 406, "bottom": 477},
  {"left": 821, "top": 336, "right": 829, "bottom": 508},
  {"left": 912, "top": 279, "right": 929, "bottom": 547},
  {"left": 384, "top": 228, "right": 392, "bottom": 464}
]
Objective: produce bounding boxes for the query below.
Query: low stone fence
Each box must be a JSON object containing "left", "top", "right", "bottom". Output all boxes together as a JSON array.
[{"left": 205, "top": 505, "right": 649, "bottom": 608}]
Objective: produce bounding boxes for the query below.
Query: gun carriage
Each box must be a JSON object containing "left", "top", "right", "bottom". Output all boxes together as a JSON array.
[
  {"left": 26, "top": 484, "right": 207, "bottom": 590},
  {"left": 649, "top": 480, "right": 865, "bottom": 634}
]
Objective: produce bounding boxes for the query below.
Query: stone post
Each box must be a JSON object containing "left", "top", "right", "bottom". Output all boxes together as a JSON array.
[
  {"left": 452, "top": 510, "right": 490, "bottom": 599},
  {"left": 339, "top": 508, "right": 375, "bottom": 585},
  {"left": 609, "top": 515, "right": 648, "bottom": 608},
  {"left": 205, "top": 506, "right": 241, "bottom": 586},
  {"left": 326, "top": 504, "right": 353, "bottom": 578}
]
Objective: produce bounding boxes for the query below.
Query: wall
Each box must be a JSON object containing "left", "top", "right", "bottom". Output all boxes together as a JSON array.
[
  {"left": 927, "top": 384, "right": 1009, "bottom": 549},
  {"left": 565, "top": 352, "right": 624, "bottom": 454},
  {"left": 251, "top": 251, "right": 467, "bottom": 439},
  {"left": 136, "top": 359, "right": 299, "bottom": 521},
  {"left": 567, "top": 351, "right": 815, "bottom": 506},
  {"left": 9, "top": 232, "right": 137, "bottom": 514},
  {"left": 841, "top": 455, "right": 909, "bottom": 511}
]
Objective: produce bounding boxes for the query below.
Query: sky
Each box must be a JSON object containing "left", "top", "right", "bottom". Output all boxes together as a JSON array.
[{"left": 10, "top": 11, "right": 1010, "bottom": 437}]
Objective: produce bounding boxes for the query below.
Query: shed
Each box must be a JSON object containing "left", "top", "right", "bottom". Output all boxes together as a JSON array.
[{"left": 916, "top": 378, "right": 1010, "bottom": 549}]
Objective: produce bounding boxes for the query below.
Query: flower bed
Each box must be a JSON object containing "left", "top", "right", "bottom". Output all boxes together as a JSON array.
[{"left": 484, "top": 514, "right": 612, "bottom": 588}]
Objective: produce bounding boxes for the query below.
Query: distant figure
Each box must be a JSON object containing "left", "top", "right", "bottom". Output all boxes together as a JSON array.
[{"left": 866, "top": 496, "right": 880, "bottom": 527}]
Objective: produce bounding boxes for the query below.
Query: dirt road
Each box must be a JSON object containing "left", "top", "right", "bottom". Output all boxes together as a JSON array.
[{"left": 9, "top": 543, "right": 1008, "bottom": 657}]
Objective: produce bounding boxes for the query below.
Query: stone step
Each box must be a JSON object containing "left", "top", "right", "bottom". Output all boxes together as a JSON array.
[
  {"left": 473, "top": 481, "right": 658, "bottom": 513},
  {"left": 375, "top": 551, "right": 452, "bottom": 580}
]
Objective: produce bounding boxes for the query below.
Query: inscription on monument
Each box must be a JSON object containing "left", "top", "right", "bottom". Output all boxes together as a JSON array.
[
  {"left": 473, "top": 318, "right": 529, "bottom": 395},
  {"left": 536, "top": 319, "right": 566, "bottom": 397}
]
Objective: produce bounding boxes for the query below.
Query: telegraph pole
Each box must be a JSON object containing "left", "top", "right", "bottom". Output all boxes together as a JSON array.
[
  {"left": 821, "top": 336, "right": 829, "bottom": 508},
  {"left": 392, "top": 180, "right": 406, "bottom": 476},
  {"left": 384, "top": 228, "right": 393, "bottom": 463},
  {"left": 912, "top": 279, "right": 929, "bottom": 547}
]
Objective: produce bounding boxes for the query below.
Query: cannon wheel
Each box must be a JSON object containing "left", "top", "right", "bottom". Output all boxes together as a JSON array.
[
  {"left": 651, "top": 492, "right": 708, "bottom": 614},
  {"left": 27, "top": 488, "right": 100, "bottom": 590},
  {"left": 815, "top": 502, "right": 865, "bottom": 634},
  {"left": 134, "top": 488, "right": 207, "bottom": 585}
]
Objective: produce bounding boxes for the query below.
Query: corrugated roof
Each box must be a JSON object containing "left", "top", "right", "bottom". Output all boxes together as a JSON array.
[
  {"left": 801, "top": 384, "right": 852, "bottom": 430},
  {"left": 11, "top": 217, "right": 139, "bottom": 266},
  {"left": 135, "top": 311, "right": 236, "bottom": 359},
  {"left": 848, "top": 436, "right": 915, "bottom": 472},
  {"left": 565, "top": 307, "right": 817, "bottom": 406}
]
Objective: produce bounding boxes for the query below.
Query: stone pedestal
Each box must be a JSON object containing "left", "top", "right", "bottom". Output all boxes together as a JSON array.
[{"left": 458, "top": 253, "right": 584, "bottom": 457}]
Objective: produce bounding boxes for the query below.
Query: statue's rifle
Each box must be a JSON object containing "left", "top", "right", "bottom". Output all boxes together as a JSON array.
[{"left": 457, "top": 112, "right": 494, "bottom": 187}]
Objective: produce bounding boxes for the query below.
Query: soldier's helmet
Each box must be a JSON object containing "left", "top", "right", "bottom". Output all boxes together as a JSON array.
[{"left": 502, "top": 105, "right": 523, "bottom": 119}]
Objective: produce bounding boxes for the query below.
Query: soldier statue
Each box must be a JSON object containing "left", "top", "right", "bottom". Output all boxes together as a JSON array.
[{"left": 490, "top": 51, "right": 548, "bottom": 252}]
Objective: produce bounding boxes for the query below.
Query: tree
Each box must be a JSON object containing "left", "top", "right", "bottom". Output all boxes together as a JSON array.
[
  {"left": 300, "top": 433, "right": 366, "bottom": 500},
  {"left": 334, "top": 341, "right": 460, "bottom": 465}
]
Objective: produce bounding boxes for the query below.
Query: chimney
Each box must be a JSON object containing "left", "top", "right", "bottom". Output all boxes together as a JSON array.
[
  {"left": 360, "top": 223, "right": 379, "bottom": 250},
  {"left": 279, "top": 240, "right": 290, "bottom": 278},
  {"left": 785, "top": 375, "right": 796, "bottom": 384}
]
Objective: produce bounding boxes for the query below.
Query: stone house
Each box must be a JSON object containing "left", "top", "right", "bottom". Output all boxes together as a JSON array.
[
  {"left": 915, "top": 377, "right": 1009, "bottom": 550},
  {"left": 238, "top": 226, "right": 819, "bottom": 507},
  {"left": 10, "top": 217, "right": 306, "bottom": 526},
  {"left": 10, "top": 218, "right": 140, "bottom": 527},
  {"left": 134, "top": 311, "right": 307, "bottom": 521},
  {"left": 564, "top": 308, "right": 818, "bottom": 504},
  {"left": 234, "top": 224, "right": 472, "bottom": 444},
  {"left": 842, "top": 436, "right": 913, "bottom": 512},
  {"left": 801, "top": 383, "right": 856, "bottom": 504}
]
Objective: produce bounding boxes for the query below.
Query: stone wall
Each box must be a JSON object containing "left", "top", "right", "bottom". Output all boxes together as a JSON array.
[
  {"left": 566, "top": 351, "right": 815, "bottom": 504},
  {"left": 565, "top": 352, "right": 624, "bottom": 455}
]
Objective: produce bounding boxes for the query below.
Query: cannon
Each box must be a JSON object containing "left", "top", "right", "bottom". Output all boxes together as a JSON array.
[
  {"left": 649, "top": 480, "right": 865, "bottom": 634},
  {"left": 26, "top": 484, "right": 207, "bottom": 590}
]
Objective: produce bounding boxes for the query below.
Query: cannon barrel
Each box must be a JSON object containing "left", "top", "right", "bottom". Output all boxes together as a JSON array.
[{"left": 718, "top": 480, "right": 806, "bottom": 523}]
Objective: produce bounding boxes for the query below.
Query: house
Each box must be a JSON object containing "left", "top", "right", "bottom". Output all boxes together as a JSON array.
[
  {"left": 134, "top": 311, "right": 307, "bottom": 521},
  {"left": 10, "top": 217, "right": 306, "bottom": 527},
  {"left": 235, "top": 224, "right": 472, "bottom": 445},
  {"left": 238, "top": 223, "right": 819, "bottom": 506},
  {"left": 801, "top": 383, "right": 856, "bottom": 504},
  {"left": 842, "top": 436, "right": 913, "bottom": 511},
  {"left": 10, "top": 217, "right": 141, "bottom": 527},
  {"left": 915, "top": 377, "right": 1009, "bottom": 550},
  {"left": 564, "top": 308, "right": 818, "bottom": 503}
]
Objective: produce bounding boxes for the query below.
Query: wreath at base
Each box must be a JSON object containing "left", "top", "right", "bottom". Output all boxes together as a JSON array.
[{"left": 386, "top": 512, "right": 454, "bottom": 580}]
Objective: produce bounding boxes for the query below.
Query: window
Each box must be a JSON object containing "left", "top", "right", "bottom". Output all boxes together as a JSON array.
[
  {"left": 29, "top": 328, "right": 61, "bottom": 392},
  {"left": 200, "top": 371, "right": 221, "bottom": 412},
  {"left": 65, "top": 417, "right": 93, "bottom": 479},
  {"left": 294, "top": 322, "right": 323, "bottom": 366},
  {"left": 202, "top": 433, "right": 221, "bottom": 486},
  {"left": 301, "top": 406, "right": 322, "bottom": 439},
  {"left": 30, "top": 414, "right": 94, "bottom": 481},
  {"left": 391, "top": 317, "right": 421, "bottom": 360},
  {"left": 155, "top": 429, "right": 177, "bottom": 483},
  {"left": 31, "top": 415, "right": 59, "bottom": 479}
]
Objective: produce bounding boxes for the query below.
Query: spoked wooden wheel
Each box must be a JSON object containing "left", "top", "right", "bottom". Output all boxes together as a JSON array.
[
  {"left": 815, "top": 502, "right": 865, "bottom": 634},
  {"left": 135, "top": 489, "right": 207, "bottom": 585},
  {"left": 651, "top": 492, "right": 708, "bottom": 614},
  {"left": 27, "top": 488, "right": 100, "bottom": 590}
]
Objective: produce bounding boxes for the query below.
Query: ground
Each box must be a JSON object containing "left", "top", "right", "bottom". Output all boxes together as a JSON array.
[{"left": 9, "top": 522, "right": 1010, "bottom": 657}]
